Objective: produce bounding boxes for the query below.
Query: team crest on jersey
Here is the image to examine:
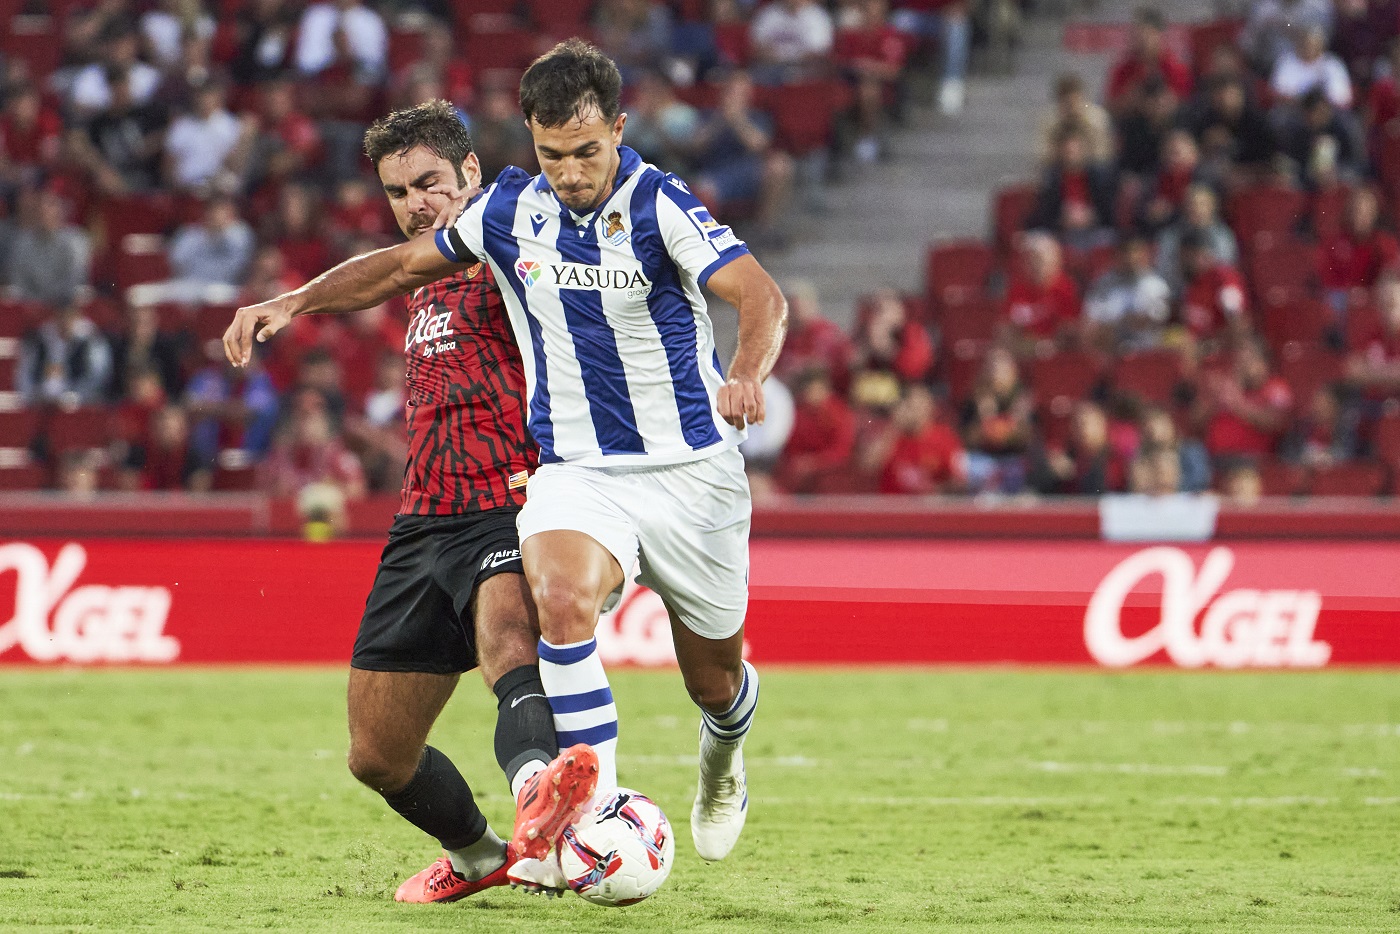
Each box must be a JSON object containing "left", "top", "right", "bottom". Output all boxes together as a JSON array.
[
  {"left": 602, "top": 211, "right": 629, "bottom": 246},
  {"left": 515, "top": 259, "right": 542, "bottom": 288},
  {"left": 464, "top": 262, "right": 483, "bottom": 280}
]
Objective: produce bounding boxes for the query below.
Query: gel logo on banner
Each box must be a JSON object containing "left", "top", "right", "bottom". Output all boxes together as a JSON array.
[
  {"left": 1085, "top": 546, "right": 1330, "bottom": 669},
  {"left": 0, "top": 542, "right": 179, "bottom": 663}
]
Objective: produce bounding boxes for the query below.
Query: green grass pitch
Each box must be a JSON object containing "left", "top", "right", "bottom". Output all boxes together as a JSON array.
[{"left": 1, "top": 667, "right": 1399, "bottom": 932}]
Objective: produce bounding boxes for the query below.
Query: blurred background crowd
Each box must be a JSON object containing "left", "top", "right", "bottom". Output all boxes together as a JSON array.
[{"left": 3, "top": 0, "right": 1399, "bottom": 507}]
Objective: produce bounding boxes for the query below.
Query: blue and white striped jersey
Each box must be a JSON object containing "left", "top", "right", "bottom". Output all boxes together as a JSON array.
[{"left": 434, "top": 146, "right": 749, "bottom": 468}]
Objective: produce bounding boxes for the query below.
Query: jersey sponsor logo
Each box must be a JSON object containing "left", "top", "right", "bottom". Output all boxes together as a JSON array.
[
  {"left": 480, "top": 548, "right": 521, "bottom": 570},
  {"left": 464, "top": 262, "right": 483, "bottom": 280},
  {"left": 1084, "top": 546, "right": 1331, "bottom": 669},
  {"left": 601, "top": 211, "right": 630, "bottom": 246},
  {"left": 530, "top": 212, "right": 548, "bottom": 236},
  {"left": 406, "top": 306, "right": 457, "bottom": 357},
  {"left": 516, "top": 259, "right": 543, "bottom": 288},
  {"left": 667, "top": 176, "right": 690, "bottom": 194},
  {"left": 548, "top": 263, "right": 651, "bottom": 297},
  {"left": 0, "top": 542, "right": 179, "bottom": 663},
  {"left": 686, "top": 206, "right": 740, "bottom": 252}
]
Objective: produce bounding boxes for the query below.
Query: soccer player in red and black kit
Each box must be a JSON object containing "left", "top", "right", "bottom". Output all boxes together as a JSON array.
[{"left": 253, "top": 103, "right": 596, "bottom": 904}]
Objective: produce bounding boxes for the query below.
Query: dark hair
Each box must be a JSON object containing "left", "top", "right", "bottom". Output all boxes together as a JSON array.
[
  {"left": 363, "top": 100, "right": 473, "bottom": 185},
  {"left": 519, "top": 38, "right": 621, "bottom": 128},
  {"left": 1135, "top": 5, "right": 1165, "bottom": 30},
  {"left": 1054, "top": 71, "right": 1084, "bottom": 99}
]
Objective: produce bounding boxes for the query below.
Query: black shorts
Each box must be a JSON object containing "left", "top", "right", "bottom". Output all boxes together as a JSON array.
[{"left": 351, "top": 508, "right": 524, "bottom": 674}]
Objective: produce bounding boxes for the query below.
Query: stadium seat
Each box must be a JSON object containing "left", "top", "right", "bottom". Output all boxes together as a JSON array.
[
  {"left": 712, "top": 22, "right": 751, "bottom": 66},
  {"left": 762, "top": 81, "right": 851, "bottom": 156},
  {"left": 1260, "top": 299, "right": 1332, "bottom": 352},
  {"left": 1309, "top": 183, "right": 1351, "bottom": 242},
  {"left": 1247, "top": 238, "right": 1319, "bottom": 307},
  {"left": 1377, "top": 124, "right": 1400, "bottom": 206},
  {"left": 936, "top": 297, "right": 998, "bottom": 346},
  {"left": 943, "top": 339, "right": 987, "bottom": 405},
  {"left": 1277, "top": 344, "right": 1345, "bottom": 408},
  {"left": 112, "top": 240, "right": 171, "bottom": 295},
  {"left": 1309, "top": 462, "right": 1388, "bottom": 497},
  {"left": 1112, "top": 350, "right": 1181, "bottom": 405},
  {"left": 213, "top": 462, "right": 259, "bottom": 492},
  {"left": 1188, "top": 19, "right": 1243, "bottom": 76},
  {"left": 1373, "top": 414, "right": 1400, "bottom": 466},
  {"left": 525, "top": 0, "right": 591, "bottom": 32},
  {"left": 0, "top": 356, "right": 15, "bottom": 391},
  {"left": 0, "top": 463, "right": 46, "bottom": 490},
  {"left": 387, "top": 29, "right": 426, "bottom": 73},
  {"left": 0, "top": 300, "right": 37, "bottom": 339},
  {"left": 1226, "top": 185, "right": 1306, "bottom": 252},
  {"left": 44, "top": 407, "right": 112, "bottom": 455},
  {"left": 992, "top": 183, "right": 1037, "bottom": 255},
  {"left": 1030, "top": 351, "right": 1103, "bottom": 412},
  {"left": 0, "top": 409, "right": 40, "bottom": 448},
  {"left": 97, "top": 193, "right": 175, "bottom": 243},
  {"left": 0, "top": 15, "right": 61, "bottom": 77},
  {"left": 1345, "top": 303, "right": 1381, "bottom": 351},
  {"left": 926, "top": 240, "right": 996, "bottom": 311},
  {"left": 193, "top": 304, "right": 238, "bottom": 343},
  {"left": 462, "top": 28, "right": 536, "bottom": 73},
  {"left": 1257, "top": 459, "right": 1306, "bottom": 497}
]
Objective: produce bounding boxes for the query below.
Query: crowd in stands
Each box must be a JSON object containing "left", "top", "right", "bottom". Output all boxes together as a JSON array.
[
  {"left": 750, "top": 0, "right": 1400, "bottom": 501},
  {"left": 0, "top": 0, "right": 1006, "bottom": 499}
]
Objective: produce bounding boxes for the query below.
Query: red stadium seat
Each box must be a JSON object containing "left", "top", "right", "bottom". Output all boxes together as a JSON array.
[
  {"left": 387, "top": 29, "right": 426, "bottom": 73},
  {"left": 1309, "top": 462, "right": 1388, "bottom": 497},
  {"left": 991, "top": 183, "right": 1037, "bottom": 255},
  {"left": 1345, "top": 303, "right": 1381, "bottom": 351},
  {"left": 1373, "top": 414, "right": 1400, "bottom": 465},
  {"left": 673, "top": 82, "right": 723, "bottom": 111},
  {"left": 111, "top": 239, "right": 171, "bottom": 295},
  {"left": 1112, "top": 350, "right": 1181, "bottom": 405},
  {"left": 45, "top": 408, "right": 111, "bottom": 455},
  {"left": 713, "top": 22, "right": 751, "bottom": 66},
  {"left": 0, "top": 300, "right": 38, "bottom": 338},
  {"left": 1029, "top": 351, "right": 1103, "bottom": 412},
  {"left": 462, "top": 27, "right": 536, "bottom": 73},
  {"left": 213, "top": 462, "right": 259, "bottom": 492},
  {"left": 926, "top": 240, "right": 996, "bottom": 311},
  {"left": 762, "top": 81, "right": 851, "bottom": 156},
  {"left": 1377, "top": 124, "right": 1400, "bottom": 206},
  {"left": 937, "top": 297, "right": 998, "bottom": 346},
  {"left": 1247, "top": 238, "right": 1319, "bottom": 307},
  {"left": 1276, "top": 344, "right": 1344, "bottom": 409},
  {"left": 1260, "top": 298, "right": 1332, "bottom": 352},
  {"left": 1256, "top": 459, "right": 1306, "bottom": 496},
  {"left": 1226, "top": 185, "right": 1306, "bottom": 252},
  {"left": 1309, "top": 183, "right": 1351, "bottom": 242},
  {"left": 0, "top": 15, "right": 61, "bottom": 77},
  {"left": 97, "top": 193, "right": 175, "bottom": 242},
  {"left": 0, "top": 409, "right": 40, "bottom": 448},
  {"left": 1188, "top": 19, "right": 1243, "bottom": 76},
  {"left": 0, "top": 356, "right": 16, "bottom": 391},
  {"left": 0, "top": 463, "right": 46, "bottom": 490},
  {"left": 943, "top": 338, "right": 987, "bottom": 404},
  {"left": 525, "top": 0, "right": 591, "bottom": 33}
]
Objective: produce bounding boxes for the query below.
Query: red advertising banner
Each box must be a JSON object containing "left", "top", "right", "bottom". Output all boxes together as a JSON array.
[{"left": 1, "top": 538, "right": 1397, "bottom": 668}]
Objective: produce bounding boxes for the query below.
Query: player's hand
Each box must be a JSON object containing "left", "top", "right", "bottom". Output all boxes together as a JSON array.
[
  {"left": 717, "top": 376, "right": 764, "bottom": 430},
  {"left": 223, "top": 297, "right": 295, "bottom": 367},
  {"left": 429, "top": 183, "right": 479, "bottom": 231}
]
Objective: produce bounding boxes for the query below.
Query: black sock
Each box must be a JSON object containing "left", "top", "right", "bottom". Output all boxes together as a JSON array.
[
  {"left": 492, "top": 664, "right": 558, "bottom": 787},
  {"left": 381, "top": 746, "right": 488, "bottom": 852}
]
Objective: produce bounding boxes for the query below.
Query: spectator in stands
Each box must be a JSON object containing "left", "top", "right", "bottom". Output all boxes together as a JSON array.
[
  {"left": 1127, "top": 444, "right": 1182, "bottom": 496},
  {"left": 345, "top": 350, "right": 408, "bottom": 493},
  {"left": 240, "top": 244, "right": 303, "bottom": 305},
  {"left": 71, "top": 23, "right": 163, "bottom": 118},
  {"left": 865, "top": 383, "right": 965, "bottom": 494},
  {"left": 623, "top": 71, "right": 702, "bottom": 175},
  {"left": 1188, "top": 74, "right": 1278, "bottom": 179},
  {"left": 1116, "top": 75, "right": 1182, "bottom": 180},
  {"left": 1000, "top": 231, "right": 1080, "bottom": 352},
  {"left": 327, "top": 177, "right": 394, "bottom": 247},
  {"left": 1156, "top": 184, "right": 1239, "bottom": 295},
  {"left": 1281, "top": 382, "right": 1358, "bottom": 468},
  {"left": 1178, "top": 229, "right": 1251, "bottom": 344},
  {"left": 1277, "top": 88, "right": 1364, "bottom": 188},
  {"left": 890, "top": 0, "right": 971, "bottom": 116},
  {"left": 245, "top": 77, "right": 324, "bottom": 191},
  {"left": 1346, "top": 271, "right": 1400, "bottom": 403},
  {"left": 749, "top": 0, "right": 835, "bottom": 85},
  {"left": 129, "top": 404, "right": 208, "bottom": 490},
  {"left": 141, "top": 0, "right": 216, "bottom": 72},
  {"left": 263, "top": 395, "right": 367, "bottom": 499},
  {"left": 0, "top": 82, "right": 63, "bottom": 190},
  {"left": 1241, "top": 0, "right": 1334, "bottom": 75},
  {"left": 1037, "top": 71, "right": 1113, "bottom": 166},
  {"left": 1138, "top": 404, "right": 1211, "bottom": 492},
  {"left": 470, "top": 76, "right": 537, "bottom": 180},
  {"left": 264, "top": 183, "right": 331, "bottom": 282},
  {"left": 153, "top": 23, "right": 218, "bottom": 112},
  {"left": 850, "top": 287, "right": 935, "bottom": 409},
  {"left": 17, "top": 303, "right": 114, "bottom": 407},
  {"left": 959, "top": 345, "right": 1033, "bottom": 493},
  {"left": 1330, "top": 0, "right": 1394, "bottom": 89},
  {"left": 1319, "top": 186, "right": 1399, "bottom": 312},
  {"left": 77, "top": 67, "right": 168, "bottom": 194},
  {"left": 1195, "top": 338, "right": 1293, "bottom": 465},
  {"left": 835, "top": 0, "right": 910, "bottom": 163},
  {"left": 3, "top": 188, "right": 91, "bottom": 308},
  {"left": 1365, "top": 37, "right": 1400, "bottom": 151},
  {"left": 593, "top": 0, "right": 676, "bottom": 83},
  {"left": 1083, "top": 234, "right": 1172, "bottom": 353},
  {"left": 164, "top": 196, "right": 255, "bottom": 301},
  {"left": 774, "top": 278, "right": 854, "bottom": 394},
  {"left": 109, "top": 302, "right": 189, "bottom": 398},
  {"left": 1220, "top": 462, "right": 1263, "bottom": 504},
  {"left": 1137, "top": 129, "right": 1212, "bottom": 233},
  {"left": 1026, "top": 126, "right": 1117, "bottom": 251},
  {"left": 777, "top": 367, "right": 857, "bottom": 493},
  {"left": 57, "top": 450, "right": 103, "bottom": 498},
  {"left": 392, "top": 30, "right": 473, "bottom": 112},
  {"left": 288, "top": 346, "right": 347, "bottom": 428},
  {"left": 294, "top": 0, "right": 387, "bottom": 84},
  {"left": 163, "top": 80, "right": 255, "bottom": 194},
  {"left": 1105, "top": 6, "right": 1192, "bottom": 116},
  {"left": 1030, "top": 400, "right": 1125, "bottom": 495},
  {"left": 1270, "top": 26, "right": 1353, "bottom": 110},
  {"left": 229, "top": 0, "right": 298, "bottom": 86},
  {"left": 184, "top": 350, "right": 279, "bottom": 464},
  {"left": 689, "top": 69, "right": 796, "bottom": 246}
]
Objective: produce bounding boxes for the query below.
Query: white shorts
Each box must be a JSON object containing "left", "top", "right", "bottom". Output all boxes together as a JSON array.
[{"left": 516, "top": 447, "right": 751, "bottom": 640}]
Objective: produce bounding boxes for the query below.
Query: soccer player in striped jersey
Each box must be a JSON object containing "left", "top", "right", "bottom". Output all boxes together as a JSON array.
[{"left": 225, "top": 39, "right": 787, "bottom": 886}]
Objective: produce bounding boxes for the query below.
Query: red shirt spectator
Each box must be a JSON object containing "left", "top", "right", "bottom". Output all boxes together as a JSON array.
[
  {"left": 1347, "top": 274, "right": 1400, "bottom": 399},
  {"left": 1320, "top": 188, "right": 1399, "bottom": 292},
  {"left": 777, "top": 369, "right": 857, "bottom": 493},
  {"left": 875, "top": 386, "right": 965, "bottom": 494},
  {"left": 853, "top": 288, "right": 935, "bottom": 384},
  {"left": 1181, "top": 262, "right": 1248, "bottom": 339},
  {"left": 1002, "top": 232, "right": 1079, "bottom": 340},
  {"left": 329, "top": 177, "right": 394, "bottom": 240},
  {"left": 1106, "top": 9, "right": 1192, "bottom": 108},
  {"left": 834, "top": 15, "right": 909, "bottom": 74},
  {"left": 1200, "top": 342, "right": 1293, "bottom": 459},
  {"left": 0, "top": 85, "right": 62, "bottom": 172},
  {"left": 774, "top": 281, "right": 854, "bottom": 393}
]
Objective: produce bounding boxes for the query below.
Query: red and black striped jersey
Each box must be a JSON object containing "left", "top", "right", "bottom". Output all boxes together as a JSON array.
[{"left": 400, "top": 261, "right": 535, "bottom": 515}]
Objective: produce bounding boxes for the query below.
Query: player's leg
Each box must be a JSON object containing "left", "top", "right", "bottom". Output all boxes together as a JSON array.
[{"left": 347, "top": 669, "right": 511, "bottom": 901}]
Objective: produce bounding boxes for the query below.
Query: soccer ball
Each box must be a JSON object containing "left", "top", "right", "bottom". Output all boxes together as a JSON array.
[{"left": 558, "top": 787, "right": 675, "bottom": 906}]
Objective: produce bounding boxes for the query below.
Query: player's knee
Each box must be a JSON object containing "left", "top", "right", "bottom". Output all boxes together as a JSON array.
[
  {"left": 685, "top": 665, "right": 743, "bottom": 714},
  {"left": 530, "top": 578, "right": 601, "bottom": 643},
  {"left": 346, "top": 744, "right": 416, "bottom": 794}
]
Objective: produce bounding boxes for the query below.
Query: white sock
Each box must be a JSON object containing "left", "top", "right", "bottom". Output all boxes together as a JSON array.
[
  {"left": 510, "top": 758, "right": 549, "bottom": 801},
  {"left": 538, "top": 637, "right": 619, "bottom": 789},
  {"left": 447, "top": 825, "right": 506, "bottom": 881},
  {"left": 701, "top": 661, "right": 759, "bottom": 750}
]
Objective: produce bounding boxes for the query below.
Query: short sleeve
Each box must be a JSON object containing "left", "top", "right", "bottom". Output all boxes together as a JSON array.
[
  {"left": 434, "top": 188, "right": 488, "bottom": 265},
  {"left": 655, "top": 174, "right": 751, "bottom": 288}
]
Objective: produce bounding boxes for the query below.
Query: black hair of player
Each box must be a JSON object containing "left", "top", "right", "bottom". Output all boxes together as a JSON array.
[
  {"left": 364, "top": 100, "right": 474, "bottom": 187},
  {"left": 518, "top": 38, "right": 621, "bottom": 128}
]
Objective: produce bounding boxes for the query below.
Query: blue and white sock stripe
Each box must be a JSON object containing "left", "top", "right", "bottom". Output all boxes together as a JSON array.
[
  {"left": 538, "top": 638, "right": 621, "bottom": 761},
  {"left": 702, "top": 660, "right": 759, "bottom": 742},
  {"left": 538, "top": 639, "right": 600, "bottom": 666}
]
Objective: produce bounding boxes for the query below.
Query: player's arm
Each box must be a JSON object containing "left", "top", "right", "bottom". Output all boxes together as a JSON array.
[
  {"left": 223, "top": 234, "right": 469, "bottom": 367},
  {"left": 706, "top": 255, "right": 788, "bottom": 430}
]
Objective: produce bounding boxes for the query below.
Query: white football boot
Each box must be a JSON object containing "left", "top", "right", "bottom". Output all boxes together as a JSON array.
[
  {"left": 507, "top": 850, "right": 568, "bottom": 898},
  {"left": 690, "top": 722, "right": 748, "bottom": 861}
]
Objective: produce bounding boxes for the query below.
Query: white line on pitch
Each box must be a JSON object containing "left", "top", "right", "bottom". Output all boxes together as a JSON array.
[{"left": 1029, "top": 761, "right": 1229, "bottom": 776}]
